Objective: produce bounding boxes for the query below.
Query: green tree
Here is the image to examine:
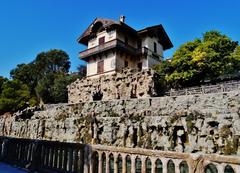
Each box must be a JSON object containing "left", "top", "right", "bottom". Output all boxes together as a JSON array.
[
  {"left": 0, "top": 76, "right": 8, "bottom": 94},
  {"left": 155, "top": 31, "right": 238, "bottom": 88},
  {"left": 0, "top": 80, "right": 31, "bottom": 113},
  {"left": 10, "top": 49, "right": 72, "bottom": 104}
]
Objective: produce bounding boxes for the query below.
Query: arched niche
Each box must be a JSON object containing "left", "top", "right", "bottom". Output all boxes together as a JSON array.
[
  {"left": 179, "top": 161, "right": 189, "bottom": 173},
  {"left": 117, "top": 154, "right": 122, "bottom": 173},
  {"left": 109, "top": 153, "right": 114, "bottom": 173},
  {"left": 126, "top": 155, "right": 131, "bottom": 173},
  {"left": 155, "top": 159, "right": 163, "bottom": 173},
  {"left": 135, "top": 157, "right": 142, "bottom": 173},
  {"left": 205, "top": 164, "right": 218, "bottom": 173},
  {"left": 146, "top": 158, "right": 152, "bottom": 173},
  {"left": 167, "top": 160, "right": 175, "bottom": 173},
  {"left": 224, "top": 165, "right": 235, "bottom": 173}
]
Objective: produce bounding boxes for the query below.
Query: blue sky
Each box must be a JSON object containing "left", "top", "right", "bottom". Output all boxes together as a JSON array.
[{"left": 0, "top": 0, "right": 240, "bottom": 78}]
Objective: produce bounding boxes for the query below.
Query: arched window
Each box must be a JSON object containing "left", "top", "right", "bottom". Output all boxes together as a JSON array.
[
  {"left": 155, "top": 159, "right": 163, "bottom": 173},
  {"left": 167, "top": 160, "right": 175, "bottom": 173},
  {"left": 146, "top": 158, "right": 152, "bottom": 173},
  {"left": 92, "top": 152, "right": 99, "bottom": 173},
  {"left": 224, "top": 165, "right": 235, "bottom": 173},
  {"left": 135, "top": 157, "right": 142, "bottom": 173},
  {"left": 180, "top": 161, "right": 189, "bottom": 173},
  {"left": 109, "top": 154, "right": 114, "bottom": 173},
  {"left": 205, "top": 164, "right": 218, "bottom": 173},
  {"left": 102, "top": 153, "right": 106, "bottom": 173},
  {"left": 117, "top": 155, "right": 122, "bottom": 173},
  {"left": 126, "top": 155, "right": 131, "bottom": 173}
]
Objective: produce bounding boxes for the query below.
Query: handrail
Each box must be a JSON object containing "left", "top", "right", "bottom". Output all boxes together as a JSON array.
[{"left": 166, "top": 80, "right": 240, "bottom": 96}]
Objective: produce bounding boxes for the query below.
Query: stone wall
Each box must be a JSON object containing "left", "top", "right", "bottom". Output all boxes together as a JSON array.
[
  {"left": 0, "top": 91, "right": 240, "bottom": 155},
  {"left": 67, "top": 69, "right": 160, "bottom": 104}
]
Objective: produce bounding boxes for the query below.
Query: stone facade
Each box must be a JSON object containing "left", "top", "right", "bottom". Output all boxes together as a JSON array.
[
  {"left": 1, "top": 91, "right": 240, "bottom": 155},
  {"left": 68, "top": 69, "right": 161, "bottom": 103}
]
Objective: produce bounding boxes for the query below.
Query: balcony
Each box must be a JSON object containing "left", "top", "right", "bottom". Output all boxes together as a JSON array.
[{"left": 80, "top": 39, "right": 138, "bottom": 59}]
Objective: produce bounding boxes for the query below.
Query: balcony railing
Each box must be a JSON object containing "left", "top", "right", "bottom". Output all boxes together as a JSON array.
[
  {"left": 80, "top": 39, "right": 163, "bottom": 61},
  {"left": 80, "top": 39, "right": 138, "bottom": 59}
]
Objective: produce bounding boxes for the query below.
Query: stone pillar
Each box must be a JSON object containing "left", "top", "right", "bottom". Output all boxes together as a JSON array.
[
  {"left": 150, "top": 158, "right": 156, "bottom": 173},
  {"left": 98, "top": 152, "right": 103, "bottom": 173},
  {"left": 106, "top": 152, "right": 110, "bottom": 173},
  {"left": 173, "top": 160, "right": 181, "bottom": 173},
  {"left": 141, "top": 156, "right": 147, "bottom": 173},
  {"left": 122, "top": 154, "right": 127, "bottom": 173},
  {"left": 114, "top": 153, "right": 118, "bottom": 173},
  {"left": 161, "top": 159, "right": 169, "bottom": 173},
  {"left": 131, "top": 155, "right": 136, "bottom": 173},
  {"left": 216, "top": 163, "right": 225, "bottom": 173},
  {"left": 84, "top": 145, "right": 90, "bottom": 173}
]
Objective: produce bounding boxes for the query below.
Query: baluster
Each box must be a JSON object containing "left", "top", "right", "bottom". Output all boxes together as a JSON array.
[
  {"left": 69, "top": 147, "right": 73, "bottom": 172},
  {"left": 216, "top": 163, "right": 225, "bottom": 173},
  {"left": 54, "top": 147, "right": 58, "bottom": 169},
  {"left": 98, "top": 152, "right": 103, "bottom": 173},
  {"left": 73, "top": 149, "right": 79, "bottom": 173},
  {"left": 84, "top": 145, "right": 90, "bottom": 173},
  {"left": 141, "top": 156, "right": 147, "bottom": 173},
  {"left": 150, "top": 158, "right": 156, "bottom": 173},
  {"left": 173, "top": 160, "right": 181, "bottom": 173},
  {"left": 106, "top": 152, "right": 110, "bottom": 173},
  {"left": 131, "top": 155, "right": 136, "bottom": 173},
  {"left": 161, "top": 159, "right": 168, "bottom": 173},
  {"left": 122, "top": 154, "right": 127, "bottom": 173},
  {"left": 63, "top": 147, "right": 68, "bottom": 171},
  {"left": 114, "top": 153, "right": 118, "bottom": 173},
  {"left": 59, "top": 147, "right": 63, "bottom": 170}
]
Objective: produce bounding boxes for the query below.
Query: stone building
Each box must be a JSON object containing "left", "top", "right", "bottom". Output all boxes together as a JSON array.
[{"left": 78, "top": 16, "right": 173, "bottom": 78}]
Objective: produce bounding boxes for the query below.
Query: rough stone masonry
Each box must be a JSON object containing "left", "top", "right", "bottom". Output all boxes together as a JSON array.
[
  {"left": 67, "top": 69, "right": 161, "bottom": 103},
  {"left": 0, "top": 90, "right": 240, "bottom": 155}
]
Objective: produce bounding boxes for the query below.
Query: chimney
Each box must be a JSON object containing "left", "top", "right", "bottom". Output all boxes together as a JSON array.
[{"left": 119, "top": 15, "right": 125, "bottom": 23}]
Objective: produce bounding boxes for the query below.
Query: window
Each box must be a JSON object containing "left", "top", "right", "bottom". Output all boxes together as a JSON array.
[
  {"left": 124, "top": 61, "right": 128, "bottom": 68},
  {"left": 99, "top": 36, "right": 105, "bottom": 45},
  {"left": 154, "top": 42, "right": 157, "bottom": 53},
  {"left": 97, "top": 60, "right": 104, "bottom": 74}
]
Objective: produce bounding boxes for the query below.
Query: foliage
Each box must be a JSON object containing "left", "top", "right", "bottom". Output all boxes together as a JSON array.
[
  {"left": 154, "top": 30, "right": 239, "bottom": 88},
  {"left": 10, "top": 49, "right": 75, "bottom": 105},
  {"left": 0, "top": 80, "right": 31, "bottom": 113}
]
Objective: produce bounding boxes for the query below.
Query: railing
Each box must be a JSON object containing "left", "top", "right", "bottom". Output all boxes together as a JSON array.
[
  {"left": 166, "top": 80, "right": 240, "bottom": 96},
  {"left": 1, "top": 137, "right": 240, "bottom": 173},
  {"left": 0, "top": 137, "right": 85, "bottom": 173},
  {"left": 80, "top": 39, "right": 138, "bottom": 59}
]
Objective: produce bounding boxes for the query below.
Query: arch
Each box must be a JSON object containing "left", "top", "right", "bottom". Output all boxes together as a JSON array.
[
  {"left": 204, "top": 164, "right": 218, "bottom": 173},
  {"left": 92, "top": 152, "right": 99, "bottom": 173},
  {"left": 167, "top": 160, "right": 175, "bottom": 173},
  {"left": 109, "top": 154, "right": 114, "bottom": 173},
  {"left": 126, "top": 155, "right": 131, "bottom": 173},
  {"left": 224, "top": 165, "right": 235, "bottom": 173},
  {"left": 146, "top": 158, "right": 152, "bottom": 173},
  {"left": 179, "top": 161, "right": 189, "bottom": 173},
  {"left": 135, "top": 157, "right": 142, "bottom": 173},
  {"left": 155, "top": 159, "right": 163, "bottom": 173},
  {"left": 117, "top": 154, "right": 122, "bottom": 173},
  {"left": 102, "top": 152, "right": 106, "bottom": 173}
]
